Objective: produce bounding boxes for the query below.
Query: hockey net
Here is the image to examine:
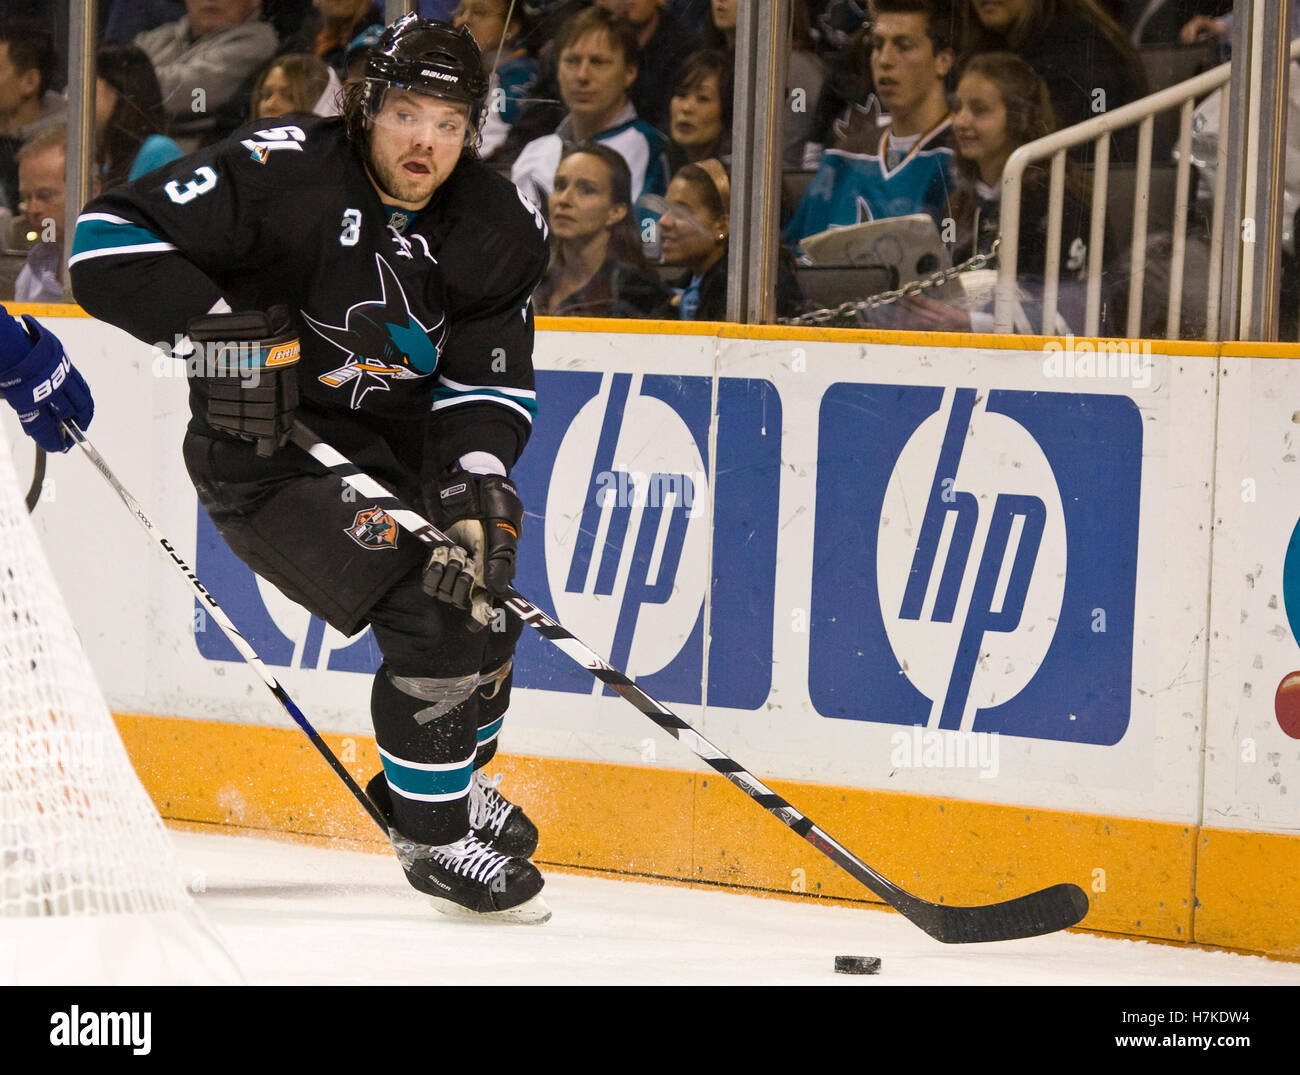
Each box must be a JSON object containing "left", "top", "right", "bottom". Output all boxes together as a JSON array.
[{"left": 0, "top": 432, "right": 239, "bottom": 984}]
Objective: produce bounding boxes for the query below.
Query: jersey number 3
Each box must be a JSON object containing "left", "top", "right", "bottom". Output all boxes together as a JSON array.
[{"left": 165, "top": 166, "right": 218, "bottom": 205}]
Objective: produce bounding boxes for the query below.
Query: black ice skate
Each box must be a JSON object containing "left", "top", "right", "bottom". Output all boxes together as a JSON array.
[
  {"left": 390, "top": 829, "right": 550, "bottom": 924},
  {"left": 366, "top": 773, "right": 549, "bottom": 923},
  {"left": 468, "top": 770, "right": 539, "bottom": 858}
]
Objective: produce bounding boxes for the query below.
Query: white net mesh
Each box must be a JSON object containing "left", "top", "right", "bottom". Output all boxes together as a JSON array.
[{"left": 0, "top": 432, "right": 239, "bottom": 982}]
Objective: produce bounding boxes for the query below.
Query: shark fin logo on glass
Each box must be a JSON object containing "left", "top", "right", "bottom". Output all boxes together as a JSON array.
[
  {"left": 510, "top": 370, "right": 780, "bottom": 708},
  {"left": 811, "top": 384, "right": 1141, "bottom": 745}
]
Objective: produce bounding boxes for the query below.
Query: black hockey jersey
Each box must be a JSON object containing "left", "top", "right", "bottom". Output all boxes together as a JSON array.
[{"left": 70, "top": 114, "right": 550, "bottom": 474}]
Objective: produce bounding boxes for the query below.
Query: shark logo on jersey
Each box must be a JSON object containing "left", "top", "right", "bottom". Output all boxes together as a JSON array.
[{"left": 305, "top": 253, "right": 446, "bottom": 408}]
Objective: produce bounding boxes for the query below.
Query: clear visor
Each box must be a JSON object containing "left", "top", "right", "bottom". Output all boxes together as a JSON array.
[
  {"left": 364, "top": 81, "right": 475, "bottom": 146},
  {"left": 638, "top": 194, "right": 714, "bottom": 239}
]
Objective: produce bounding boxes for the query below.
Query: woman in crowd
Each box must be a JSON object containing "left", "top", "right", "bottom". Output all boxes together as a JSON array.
[
  {"left": 655, "top": 158, "right": 803, "bottom": 320},
  {"left": 666, "top": 50, "right": 732, "bottom": 174},
  {"left": 900, "top": 52, "right": 1116, "bottom": 334},
  {"left": 533, "top": 142, "right": 671, "bottom": 318},
  {"left": 95, "top": 43, "right": 184, "bottom": 189},
  {"left": 958, "top": 0, "right": 1145, "bottom": 159},
  {"left": 451, "top": 0, "right": 539, "bottom": 160},
  {"left": 249, "top": 53, "right": 341, "bottom": 119}
]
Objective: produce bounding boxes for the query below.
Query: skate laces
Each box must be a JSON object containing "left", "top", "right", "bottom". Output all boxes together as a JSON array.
[
  {"left": 468, "top": 770, "right": 514, "bottom": 836},
  {"left": 430, "top": 834, "right": 509, "bottom": 884}
]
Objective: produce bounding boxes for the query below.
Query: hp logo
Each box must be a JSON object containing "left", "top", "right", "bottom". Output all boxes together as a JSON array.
[
  {"left": 811, "top": 383, "right": 1141, "bottom": 745},
  {"left": 512, "top": 370, "right": 780, "bottom": 708}
]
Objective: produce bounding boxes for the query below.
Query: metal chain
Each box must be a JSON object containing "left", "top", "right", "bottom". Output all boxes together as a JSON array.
[{"left": 779, "top": 238, "right": 1002, "bottom": 327}]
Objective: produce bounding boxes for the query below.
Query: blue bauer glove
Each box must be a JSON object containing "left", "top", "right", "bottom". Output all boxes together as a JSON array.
[{"left": 0, "top": 308, "right": 94, "bottom": 452}]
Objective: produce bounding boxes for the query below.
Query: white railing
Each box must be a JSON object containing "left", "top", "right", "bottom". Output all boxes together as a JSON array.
[{"left": 995, "top": 37, "right": 1300, "bottom": 339}]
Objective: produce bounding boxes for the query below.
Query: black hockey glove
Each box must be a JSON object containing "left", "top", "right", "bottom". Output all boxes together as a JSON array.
[
  {"left": 422, "top": 473, "right": 524, "bottom": 630},
  {"left": 187, "top": 306, "right": 301, "bottom": 458}
]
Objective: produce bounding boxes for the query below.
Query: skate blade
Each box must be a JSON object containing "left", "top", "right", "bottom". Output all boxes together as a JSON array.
[{"left": 428, "top": 891, "right": 552, "bottom": 925}]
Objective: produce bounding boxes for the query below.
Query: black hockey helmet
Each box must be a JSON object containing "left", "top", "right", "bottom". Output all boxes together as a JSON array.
[{"left": 363, "top": 13, "right": 489, "bottom": 134}]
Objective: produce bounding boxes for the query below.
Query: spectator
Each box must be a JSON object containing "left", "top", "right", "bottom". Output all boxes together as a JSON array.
[
  {"left": 666, "top": 49, "right": 732, "bottom": 173},
  {"left": 655, "top": 158, "right": 803, "bottom": 319},
  {"left": 597, "top": 0, "right": 700, "bottom": 132},
  {"left": 95, "top": 44, "right": 185, "bottom": 189},
  {"left": 0, "top": 20, "right": 63, "bottom": 214},
  {"left": 784, "top": 0, "right": 956, "bottom": 250},
  {"left": 14, "top": 124, "right": 89, "bottom": 303},
  {"left": 898, "top": 52, "right": 1102, "bottom": 334},
  {"left": 704, "top": 0, "right": 826, "bottom": 168},
  {"left": 249, "top": 53, "right": 342, "bottom": 119},
  {"left": 534, "top": 141, "right": 671, "bottom": 316},
  {"left": 452, "top": 0, "right": 540, "bottom": 160},
  {"left": 281, "top": 1, "right": 385, "bottom": 74},
  {"left": 135, "top": 0, "right": 280, "bottom": 149},
  {"left": 511, "top": 7, "right": 670, "bottom": 211},
  {"left": 483, "top": 3, "right": 591, "bottom": 172},
  {"left": 957, "top": 0, "right": 1146, "bottom": 159}
]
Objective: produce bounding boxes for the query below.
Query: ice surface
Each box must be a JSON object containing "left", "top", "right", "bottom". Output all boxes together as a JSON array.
[{"left": 173, "top": 830, "right": 1299, "bottom": 986}]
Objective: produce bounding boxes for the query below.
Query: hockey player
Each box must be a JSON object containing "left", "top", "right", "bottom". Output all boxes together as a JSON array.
[{"left": 68, "top": 14, "right": 552, "bottom": 922}]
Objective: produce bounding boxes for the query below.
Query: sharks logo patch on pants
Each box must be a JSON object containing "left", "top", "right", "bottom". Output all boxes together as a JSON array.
[{"left": 346, "top": 506, "right": 399, "bottom": 550}]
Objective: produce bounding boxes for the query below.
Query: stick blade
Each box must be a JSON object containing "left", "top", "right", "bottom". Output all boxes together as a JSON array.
[{"left": 906, "top": 882, "right": 1090, "bottom": 944}]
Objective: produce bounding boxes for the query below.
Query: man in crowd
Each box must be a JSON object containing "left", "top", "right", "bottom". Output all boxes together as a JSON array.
[
  {"left": 511, "top": 6, "right": 669, "bottom": 211},
  {"left": 13, "top": 124, "right": 83, "bottom": 303},
  {"left": 785, "top": 0, "right": 955, "bottom": 249}
]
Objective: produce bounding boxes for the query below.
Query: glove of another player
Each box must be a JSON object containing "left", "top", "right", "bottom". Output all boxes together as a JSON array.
[
  {"left": 0, "top": 309, "right": 93, "bottom": 452},
  {"left": 422, "top": 472, "right": 524, "bottom": 630},
  {"left": 187, "top": 305, "right": 300, "bottom": 458}
]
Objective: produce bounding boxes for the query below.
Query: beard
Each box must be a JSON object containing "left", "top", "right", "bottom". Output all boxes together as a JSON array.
[{"left": 367, "top": 147, "right": 442, "bottom": 207}]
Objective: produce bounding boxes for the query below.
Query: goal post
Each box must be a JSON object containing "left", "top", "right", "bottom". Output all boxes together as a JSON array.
[{"left": 0, "top": 431, "right": 240, "bottom": 984}]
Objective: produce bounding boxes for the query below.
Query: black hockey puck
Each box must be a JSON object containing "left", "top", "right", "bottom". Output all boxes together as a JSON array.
[{"left": 834, "top": 955, "right": 881, "bottom": 975}]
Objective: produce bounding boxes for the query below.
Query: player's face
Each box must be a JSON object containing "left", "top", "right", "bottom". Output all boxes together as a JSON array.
[
  {"left": 711, "top": 0, "right": 736, "bottom": 33},
  {"left": 657, "top": 174, "right": 725, "bottom": 271},
  {"left": 971, "top": 0, "right": 1029, "bottom": 34},
  {"left": 366, "top": 90, "right": 469, "bottom": 210},
  {"left": 558, "top": 32, "right": 636, "bottom": 129},
  {"left": 256, "top": 65, "right": 297, "bottom": 119},
  {"left": 549, "top": 152, "right": 626, "bottom": 243},
  {"left": 952, "top": 73, "right": 1014, "bottom": 179},
  {"left": 18, "top": 144, "right": 66, "bottom": 241},
  {"left": 453, "top": 0, "right": 509, "bottom": 53},
  {"left": 670, "top": 73, "right": 723, "bottom": 153},
  {"left": 869, "top": 13, "right": 950, "bottom": 122}
]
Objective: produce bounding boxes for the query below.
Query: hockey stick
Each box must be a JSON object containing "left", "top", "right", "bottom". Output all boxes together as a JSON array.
[
  {"left": 289, "top": 420, "right": 1091, "bottom": 943},
  {"left": 61, "top": 421, "right": 391, "bottom": 837},
  {"left": 24, "top": 444, "right": 45, "bottom": 513}
]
